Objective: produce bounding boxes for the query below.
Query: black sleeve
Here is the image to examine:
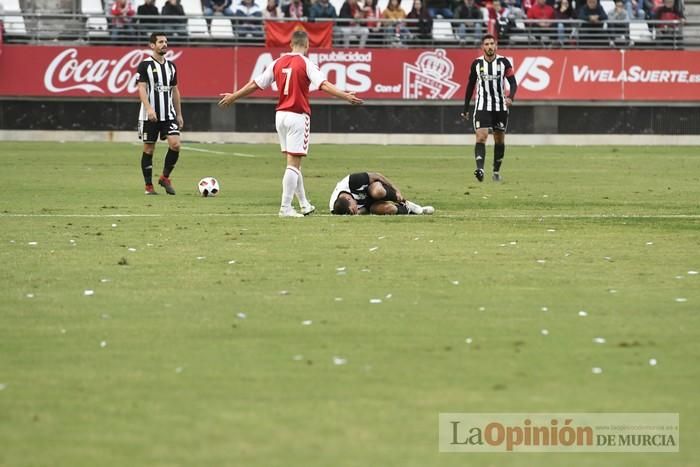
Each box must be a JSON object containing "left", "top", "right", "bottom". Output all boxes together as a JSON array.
[
  {"left": 136, "top": 61, "right": 149, "bottom": 83},
  {"left": 463, "top": 60, "right": 478, "bottom": 114},
  {"left": 170, "top": 62, "right": 178, "bottom": 86},
  {"left": 502, "top": 58, "right": 517, "bottom": 100},
  {"left": 348, "top": 172, "right": 370, "bottom": 191}
]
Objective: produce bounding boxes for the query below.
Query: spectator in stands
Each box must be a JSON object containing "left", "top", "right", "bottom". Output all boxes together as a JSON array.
[
  {"left": 362, "top": 0, "right": 382, "bottom": 43},
  {"left": 110, "top": 0, "right": 136, "bottom": 41},
  {"left": 554, "top": 0, "right": 573, "bottom": 44},
  {"left": 339, "top": 0, "right": 370, "bottom": 47},
  {"left": 137, "top": 0, "right": 160, "bottom": 40},
  {"left": 161, "top": 0, "right": 188, "bottom": 39},
  {"left": 495, "top": 0, "right": 525, "bottom": 42},
  {"left": 578, "top": 0, "right": 608, "bottom": 46},
  {"left": 454, "top": 0, "right": 484, "bottom": 44},
  {"left": 526, "top": 0, "right": 555, "bottom": 43},
  {"left": 625, "top": 0, "right": 646, "bottom": 19},
  {"left": 653, "top": 0, "right": 685, "bottom": 46},
  {"left": 487, "top": 0, "right": 511, "bottom": 40},
  {"left": 608, "top": 0, "right": 629, "bottom": 45},
  {"left": 309, "top": 0, "right": 338, "bottom": 19},
  {"left": 235, "top": 0, "right": 263, "bottom": 38},
  {"left": 264, "top": 0, "right": 283, "bottom": 18},
  {"left": 382, "top": 0, "right": 410, "bottom": 44},
  {"left": 407, "top": 0, "right": 433, "bottom": 43},
  {"left": 204, "top": 0, "right": 235, "bottom": 18},
  {"left": 282, "top": 0, "right": 309, "bottom": 18},
  {"left": 426, "top": 0, "right": 454, "bottom": 18}
]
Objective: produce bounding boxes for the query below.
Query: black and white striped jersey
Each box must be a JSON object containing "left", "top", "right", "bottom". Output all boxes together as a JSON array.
[
  {"left": 136, "top": 57, "right": 178, "bottom": 121},
  {"left": 464, "top": 55, "right": 516, "bottom": 112},
  {"left": 329, "top": 173, "right": 372, "bottom": 212}
]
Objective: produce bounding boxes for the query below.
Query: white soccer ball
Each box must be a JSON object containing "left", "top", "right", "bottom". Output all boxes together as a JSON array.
[{"left": 198, "top": 177, "right": 220, "bottom": 197}]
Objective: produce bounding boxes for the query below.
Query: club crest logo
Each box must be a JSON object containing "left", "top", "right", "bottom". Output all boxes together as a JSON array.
[{"left": 403, "top": 49, "right": 460, "bottom": 100}]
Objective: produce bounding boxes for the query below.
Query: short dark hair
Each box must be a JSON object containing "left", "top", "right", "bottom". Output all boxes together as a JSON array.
[
  {"left": 482, "top": 34, "right": 497, "bottom": 44},
  {"left": 149, "top": 32, "right": 167, "bottom": 44},
  {"left": 333, "top": 197, "right": 352, "bottom": 215}
]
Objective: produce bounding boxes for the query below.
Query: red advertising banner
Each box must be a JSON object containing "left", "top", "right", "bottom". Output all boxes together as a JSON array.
[
  {"left": 0, "top": 44, "right": 699, "bottom": 101},
  {"left": 264, "top": 21, "right": 333, "bottom": 49},
  {"left": 0, "top": 45, "right": 235, "bottom": 98}
]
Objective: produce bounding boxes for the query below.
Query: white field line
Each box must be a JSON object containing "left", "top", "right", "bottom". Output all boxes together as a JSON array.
[
  {"left": 130, "top": 142, "right": 256, "bottom": 157},
  {"left": 2, "top": 213, "right": 699, "bottom": 219}
]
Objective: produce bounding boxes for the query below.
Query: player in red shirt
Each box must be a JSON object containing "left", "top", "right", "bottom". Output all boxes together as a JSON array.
[{"left": 218, "top": 30, "right": 364, "bottom": 217}]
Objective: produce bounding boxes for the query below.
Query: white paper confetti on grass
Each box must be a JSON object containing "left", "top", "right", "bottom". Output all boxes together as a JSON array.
[
  {"left": 84, "top": 290, "right": 94, "bottom": 296},
  {"left": 336, "top": 266, "right": 346, "bottom": 272},
  {"left": 541, "top": 329, "right": 549, "bottom": 336},
  {"left": 228, "top": 260, "right": 236, "bottom": 264},
  {"left": 332, "top": 356, "right": 347, "bottom": 366},
  {"left": 509, "top": 241, "right": 517, "bottom": 245},
  {"left": 592, "top": 367, "right": 603, "bottom": 375},
  {"left": 578, "top": 310, "right": 588, "bottom": 317},
  {"left": 100, "top": 341, "right": 107, "bottom": 348},
  {"left": 649, "top": 358, "right": 658, "bottom": 366},
  {"left": 645, "top": 241, "right": 653, "bottom": 245},
  {"left": 25, "top": 293, "right": 34, "bottom": 299},
  {"left": 385, "top": 293, "right": 393, "bottom": 299},
  {"left": 377, "top": 236, "right": 385, "bottom": 240},
  {"left": 175, "top": 367, "right": 184, "bottom": 373},
  {"left": 127, "top": 248, "right": 136, "bottom": 252},
  {"left": 370, "top": 299, "right": 382, "bottom": 304},
  {"left": 675, "top": 298, "right": 687, "bottom": 303},
  {"left": 334, "top": 297, "right": 343, "bottom": 302},
  {"left": 196, "top": 256, "right": 206, "bottom": 260},
  {"left": 292, "top": 354, "right": 304, "bottom": 361},
  {"left": 111, "top": 224, "right": 117, "bottom": 228},
  {"left": 465, "top": 338, "right": 473, "bottom": 344},
  {"left": 301, "top": 320, "right": 312, "bottom": 326},
  {"left": 536, "top": 259, "right": 546, "bottom": 264},
  {"left": 279, "top": 290, "right": 290, "bottom": 296},
  {"left": 451, "top": 280, "right": 460, "bottom": 285},
  {"left": 547, "top": 229, "right": 556, "bottom": 232},
  {"left": 0, "top": 383, "right": 6, "bottom": 391},
  {"left": 369, "top": 246, "right": 379, "bottom": 252},
  {"left": 236, "top": 312, "right": 247, "bottom": 319},
  {"left": 69, "top": 239, "right": 76, "bottom": 244},
  {"left": 609, "top": 289, "right": 618, "bottom": 294},
  {"left": 603, "top": 256, "right": 613, "bottom": 261},
  {"left": 541, "top": 306, "right": 548, "bottom": 312},
  {"left": 478, "top": 306, "right": 486, "bottom": 311},
  {"left": 100, "top": 278, "right": 110, "bottom": 283},
  {"left": 28, "top": 241, "right": 38, "bottom": 246},
  {"left": 101, "top": 314, "right": 110, "bottom": 320},
  {"left": 593, "top": 337, "right": 606, "bottom": 344},
  {"left": 688, "top": 271, "right": 699, "bottom": 275}
]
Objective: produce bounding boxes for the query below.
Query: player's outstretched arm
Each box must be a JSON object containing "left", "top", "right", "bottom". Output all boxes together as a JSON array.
[
  {"left": 320, "top": 81, "right": 364, "bottom": 105},
  {"left": 218, "top": 81, "right": 261, "bottom": 108}
]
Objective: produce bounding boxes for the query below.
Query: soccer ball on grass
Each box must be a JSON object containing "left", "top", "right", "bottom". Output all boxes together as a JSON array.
[{"left": 198, "top": 177, "right": 220, "bottom": 197}]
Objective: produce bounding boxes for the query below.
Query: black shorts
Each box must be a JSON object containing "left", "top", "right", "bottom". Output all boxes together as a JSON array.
[
  {"left": 139, "top": 119, "right": 180, "bottom": 143},
  {"left": 473, "top": 110, "right": 509, "bottom": 132}
]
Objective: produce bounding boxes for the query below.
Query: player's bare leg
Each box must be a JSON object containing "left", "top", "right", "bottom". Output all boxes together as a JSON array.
[
  {"left": 142, "top": 142, "right": 157, "bottom": 195},
  {"left": 474, "top": 128, "right": 489, "bottom": 182},
  {"left": 492, "top": 130, "right": 505, "bottom": 182},
  {"left": 158, "top": 135, "right": 180, "bottom": 195},
  {"left": 279, "top": 153, "right": 305, "bottom": 218}
]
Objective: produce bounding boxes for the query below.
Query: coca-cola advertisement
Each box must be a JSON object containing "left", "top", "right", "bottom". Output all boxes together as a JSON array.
[
  {"left": 0, "top": 45, "right": 235, "bottom": 98},
  {"left": 0, "top": 44, "right": 699, "bottom": 101}
]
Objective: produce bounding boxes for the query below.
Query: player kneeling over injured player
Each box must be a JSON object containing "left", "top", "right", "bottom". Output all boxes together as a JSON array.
[{"left": 330, "top": 172, "right": 435, "bottom": 215}]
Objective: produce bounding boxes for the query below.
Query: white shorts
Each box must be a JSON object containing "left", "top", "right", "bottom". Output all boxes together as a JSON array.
[{"left": 275, "top": 111, "right": 310, "bottom": 156}]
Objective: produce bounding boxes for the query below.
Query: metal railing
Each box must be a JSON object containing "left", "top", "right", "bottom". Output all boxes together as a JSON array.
[{"left": 0, "top": 13, "right": 697, "bottom": 49}]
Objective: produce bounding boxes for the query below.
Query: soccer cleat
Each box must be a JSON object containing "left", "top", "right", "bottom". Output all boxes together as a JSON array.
[
  {"left": 301, "top": 204, "right": 316, "bottom": 216},
  {"left": 279, "top": 207, "right": 304, "bottom": 218},
  {"left": 492, "top": 172, "right": 502, "bottom": 182},
  {"left": 421, "top": 205, "right": 435, "bottom": 215},
  {"left": 158, "top": 176, "right": 176, "bottom": 195},
  {"left": 404, "top": 200, "right": 423, "bottom": 215},
  {"left": 474, "top": 168, "right": 484, "bottom": 182},
  {"left": 144, "top": 184, "right": 158, "bottom": 195}
]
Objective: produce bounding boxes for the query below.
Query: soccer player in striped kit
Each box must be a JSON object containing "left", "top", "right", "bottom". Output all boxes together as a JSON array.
[
  {"left": 136, "top": 32, "right": 184, "bottom": 195},
  {"left": 218, "top": 30, "right": 364, "bottom": 217},
  {"left": 461, "top": 34, "right": 518, "bottom": 183}
]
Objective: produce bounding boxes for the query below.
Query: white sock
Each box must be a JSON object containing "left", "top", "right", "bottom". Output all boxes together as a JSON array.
[
  {"left": 281, "top": 166, "right": 299, "bottom": 209},
  {"left": 295, "top": 171, "right": 310, "bottom": 208}
]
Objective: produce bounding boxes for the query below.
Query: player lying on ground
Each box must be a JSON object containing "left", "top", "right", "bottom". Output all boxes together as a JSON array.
[{"left": 329, "top": 172, "right": 435, "bottom": 215}]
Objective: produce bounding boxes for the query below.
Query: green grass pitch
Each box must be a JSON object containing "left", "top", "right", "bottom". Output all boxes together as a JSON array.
[{"left": 1, "top": 141, "right": 699, "bottom": 466}]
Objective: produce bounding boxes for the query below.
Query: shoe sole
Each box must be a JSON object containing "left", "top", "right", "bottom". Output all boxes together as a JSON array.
[
  {"left": 158, "top": 180, "right": 176, "bottom": 195},
  {"left": 302, "top": 208, "right": 315, "bottom": 216}
]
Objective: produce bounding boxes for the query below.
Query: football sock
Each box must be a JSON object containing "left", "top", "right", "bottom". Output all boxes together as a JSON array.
[
  {"left": 141, "top": 153, "right": 153, "bottom": 185},
  {"left": 396, "top": 204, "right": 409, "bottom": 215},
  {"left": 295, "top": 170, "right": 310, "bottom": 207},
  {"left": 282, "top": 166, "right": 300, "bottom": 209},
  {"left": 475, "top": 143, "right": 486, "bottom": 170},
  {"left": 494, "top": 143, "right": 505, "bottom": 172},
  {"left": 381, "top": 183, "right": 399, "bottom": 202},
  {"left": 163, "top": 149, "right": 179, "bottom": 178}
]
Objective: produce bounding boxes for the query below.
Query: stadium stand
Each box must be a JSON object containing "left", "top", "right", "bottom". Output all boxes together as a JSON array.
[
  {"left": 0, "top": 0, "right": 28, "bottom": 35},
  {"left": 82, "top": 0, "right": 109, "bottom": 37}
]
